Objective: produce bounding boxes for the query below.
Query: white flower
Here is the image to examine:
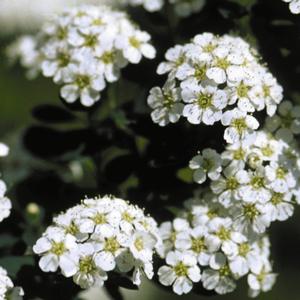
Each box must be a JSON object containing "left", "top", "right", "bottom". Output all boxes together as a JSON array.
[
  {"left": 265, "top": 161, "right": 296, "bottom": 193},
  {"left": 231, "top": 202, "right": 270, "bottom": 234},
  {"left": 247, "top": 263, "right": 277, "bottom": 297},
  {"left": 157, "top": 45, "right": 187, "bottom": 77},
  {"left": 158, "top": 218, "right": 190, "bottom": 257},
  {"left": 73, "top": 243, "right": 107, "bottom": 289},
  {"left": 211, "top": 165, "right": 249, "bottom": 208},
  {"left": 61, "top": 60, "right": 105, "bottom": 106},
  {"left": 206, "top": 217, "right": 244, "bottom": 253},
  {"left": 202, "top": 253, "right": 236, "bottom": 294},
  {"left": 238, "top": 168, "right": 271, "bottom": 204},
  {"left": 265, "top": 192, "right": 294, "bottom": 221},
  {"left": 182, "top": 82, "right": 228, "bottom": 125},
  {"left": 147, "top": 80, "right": 183, "bottom": 126},
  {"left": 158, "top": 250, "right": 201, "bottom": 295},
  {"left": 33, "top": 227, "right": 79, "bottom": 277},
  {"left": 115, "top": 26, "right": 156, "bottom": 64},
  {"left": 221, "top": 108, "right": 259, "bottom": 144},
  {"left": 283, "top": 0, "right": 300, "bottom": 14},
  {"left": 189, "top": 148, "right": 222, "bottom": 184}
]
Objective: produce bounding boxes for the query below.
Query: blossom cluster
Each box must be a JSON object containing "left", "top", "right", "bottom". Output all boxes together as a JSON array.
[
  {"left": 157, "top": 195, "right": 276, "bottom": 297},
  {"left": 0, "top": 142, "right": 11, "bottom": 223},
  {"left": 8, "top": 5, "right": 156, "bottom": 106},
  {"left": 189, "top": 127, "right": 300, "bottom": 235},
  {"left": 147, "top": 33, "right": 283, "bottom": 133},
  {"left": 122, "top": 0, "right": 205, "bottom": 17},
  {"left": 33, "top": 195, "right": 161, "bottom": 289},
  {"left": 283, "top": 0, "right": 300, "bottom": 14}
]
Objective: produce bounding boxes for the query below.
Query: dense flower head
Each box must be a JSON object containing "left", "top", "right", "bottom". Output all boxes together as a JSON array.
[
  {"left": 33, "top": 195, "right": 161, "bottom": 289},
  {"left": 148, "top": 33, "right": 283, "bottom": 132},
  {"left": 7, "top": 5, "right": 156, "bottom": 106},
  {"left": 283, "top": 0, "right": 300, "bottom": 14},
  {"left": 157, "top": 195, "right": 276, "bottom": 296},
  {"left": 0, "top": 266, "right": 24, "bottom": 300},
  {"left": 189, "top": 129, "right": 300, "bottom": 235}
]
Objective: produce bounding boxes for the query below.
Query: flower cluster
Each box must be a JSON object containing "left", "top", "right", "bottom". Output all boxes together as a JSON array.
[
  {"left": 190, "top": 128, "right": 300, "bottom": 235},
  {"left": 148, "top": 33, "right": 283, "bottom": 134},
  {"left": 122, "top": 0, "right": 205, "bottom": 17},
  {"left": 0, "top": 143, "right": 11, "bottom": 223},
  {"left": 8, "top": 5, "right": 156, "bottom": 106},
  {"left": 283, "top": 0, "right": 300, "bottom": 14},
  {"left": 0, "top": 267, "right": 24, "bottom": 300},
  {"left": 157, "top": 195, "right": 276, "bottom": 297},
  {"left": 33, "top": 195, "right": 161, "bottom": 289}
]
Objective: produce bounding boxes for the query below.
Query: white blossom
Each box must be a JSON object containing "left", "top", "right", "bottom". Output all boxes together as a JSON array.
[{"left": 158, "top": 250, "right": 201, "bottom": 295}]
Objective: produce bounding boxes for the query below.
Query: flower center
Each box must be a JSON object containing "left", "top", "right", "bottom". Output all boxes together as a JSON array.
[
  {"left": 216, "top": 226, "right": 231, "bottom": 241},
  {"left": 122, "top": 211, "right": 134, "bottom": 223},
  {"left": 134, "top": 237, "right": 144, "bottom": 251},
  {"left": 129, "top": 37, "right": 141, "bottom": 48},
  {"left": 101, "top": 51, "right": 115, "bottom": 64},
  {"left": 263, "top": 85, "right": 270, "bottom": 97},
  {"left": 194, "top": 64, "right": 207, "bottom": 81},
  {"left": 226, "top": 176, "right": 239, "bottom": 190},
  {"left": 243, "top": 204, "right": 259, "bottom": 221},
  {"left": 57, "top": 27, "right": 67, "bottom": 40},
  {"left": 84, "top": 34, "right": 98, "bottom": 48},
  {"left": 233, "top": 148, "right": 245, "bottom": 160},
  {"left": 237, "top": 83, "right": 249, "bottom": 98},
  {"left": 51, "top": 242, "right": 66, "bottom": 256},
  {"left": 261, "top": 145, "right": 274, "bottom": 157},
  {"left": 197, "top": 93, "right": 212, "bottom": 108},
  {"left": 191, "top": 237, "right": 206, "bottom": 253},
  {"left": 276, "top": 167, "right": 287, "bottom": 179},
  {"left": 93, "top": 213, "right": 107, "bottom": 225},
  {"left": 92, "top": 19, "right": 103, "bottom": 26},
  {"left": 65, "top": 222, "right": 79, "bottom": 235},
  {"left": 163, "top": 92, "right": 174, "bottom": 108},
  {"left": 232, "top": 118, "right": 247, "bottom": 135},
  {"left": 271, "top": 193, "right": 283, "bottom": 205},
  {"left": 174, "top": 262, "right": 188, "bottom": 277},
  {"left": 251, "top": 176, "right": 265, "bottom": 189},
  {"left": 203, "top": 43, "right": 216, "bottom": 53},
  {"left": 207, "top": 209, "right": 218, "bottom": 219},
  {"left": 219, "top": 264, "right": 231, "bottom": 277},
  {"left": 215, "top": 58, "right": 230, "bottom": 70},
  {"left": 104, "top": 237, "right": 120, "bottom": 254},
  {"left": 238, "top": 243, "right": 250, "bottom": 257},
  {"left": 79, "top": 256, "right": 96, "bottom": 274},
  {"left": 58, "top": 52, "right": 70, "bottom": 68},
  {"left": 75, "top": 75, "right": 90, "bottom": 90}
]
